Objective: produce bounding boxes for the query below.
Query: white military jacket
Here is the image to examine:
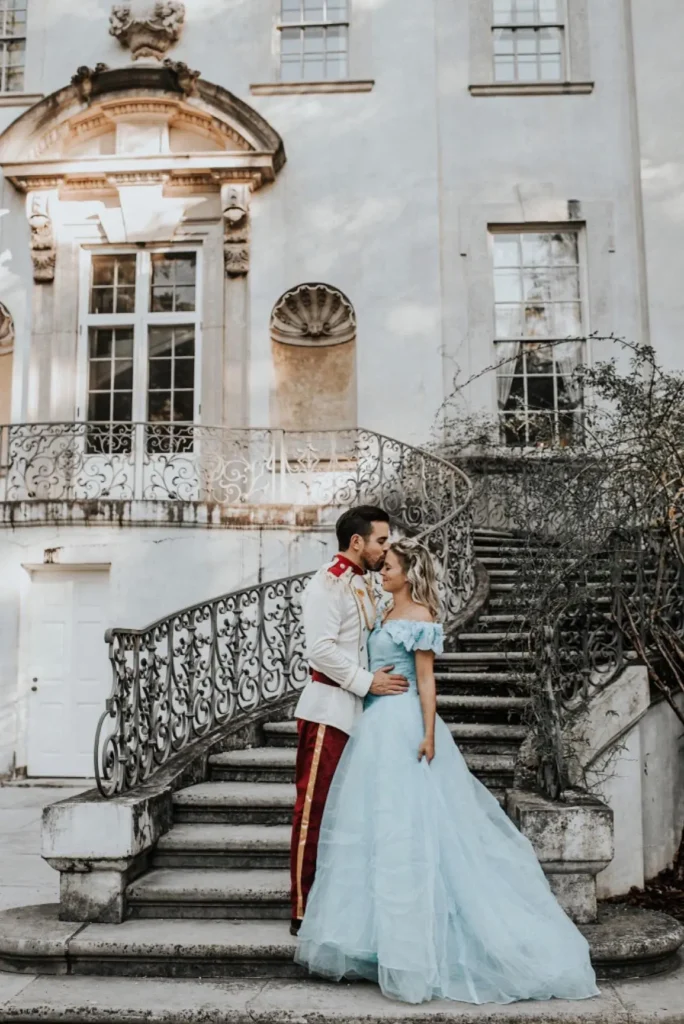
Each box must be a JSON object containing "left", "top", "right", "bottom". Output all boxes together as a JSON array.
[{"left": 295, "top": 553, "right": 381, "bottom": 735}]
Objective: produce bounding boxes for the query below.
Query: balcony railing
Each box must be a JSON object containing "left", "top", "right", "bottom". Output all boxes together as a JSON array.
[{"left": 93, "top": 427, "right": 476, "bottom": 796}]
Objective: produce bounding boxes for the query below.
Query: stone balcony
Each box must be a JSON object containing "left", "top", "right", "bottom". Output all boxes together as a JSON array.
[{"left": 0, "top": 422, "right": 373, "bottom": 529}]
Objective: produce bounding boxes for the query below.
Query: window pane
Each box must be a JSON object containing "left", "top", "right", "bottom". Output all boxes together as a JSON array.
[
  {"left": 89, "top": 360, "right": 111, "bottom": 391},
  {"left": 303, "top": 54, "right": 325, "bottom": 78},
  {"left": 514, "top": 0, "right": 536, "bottom": 23},
  {"left": 493, "top": 0, "right": 515, "bottom": 22},
  {"left": 112, "top": 391, "right": 132, "bottom": 422},
  {"left": 89, "top": 328, "right": 113, "bottom": 359},
  {"left": 494, "top": 56, "right": 516, "bottom": 82},
  {"left": 540, "top": 54, "right": 562, "bottom": 80},
  {"left": 174, "top": 359, "right": 194, "bottom": 389},
  {"left": 524, "top": 304, "right": 552, "bottom": 336},
  {"left": 521, "top": 233, "right": 554, "bottom": 266},
  {"left": 281, "top": 55, "right": 302, "bottom": 80},
  {"left": 92, "top": 257, "right": 115, "bottom": 287},
  {"left": 501, "top": 413, "right": 528, "bottom": 446},
  {"left": 326, "top": 0, "right": 348, "bottom": 18},
  {"left": 553, "top": 302, "right": 582, "bottom": 337},
  {"left": 550, "top": 232, "right": 579, "bottom": 265},
  {"left": 173, "top": 391, "right": 194, "bottom": 422},
  {"left": 525, "top": 343, "right": 554, "bottom": 375},
  {"left": 90, "top": 254, "right": 137, "bottom": 314},
  {"left": 516, "top": 28, "right": 537, "bottom": 53},
  {"left": 527, "top": 414, "right": 555, "bottom": 446},
  {"left": 88, "top": 393, "right": 112, "bottom": 422},
  {"left": 493, "top": 235, "right": 520, "bottom": 267},
  {"left": 148, "top": 391, "right": 173, "bottom": 422},
  {"left": 493, "top": 28, "right": 515, "bottom": 54},
  {"left": 113, "top": 360, "right": 133, "bottom": 391},
  {"left": 175, "top": 332, "right": 195, "bottom": 359},
  {"left": 150, "top": 252, "right": 197, "bottom": 312},
  {"left": 149, "top": 359, "right": 172, "bottom": 390},
  {"left": 303, "top": 26, "right": 324, "bottom": 51},
  {"left": 539, "top": 0, "right": 561, "bottom": 22},
  {"left": 495, "top": 304, "right": 523, "bottom": 339},
  {"left": 494, "top": 269, "right": 523, "bottom": 303},
  {"left": 303, "top": 0, "right": 324, "bottom": 17},
  {"left": 281, "top": 0, "right": 302, "bottom": 22},
  {"left": 281, "top": 27, "right": 301, "bottom": 54}
]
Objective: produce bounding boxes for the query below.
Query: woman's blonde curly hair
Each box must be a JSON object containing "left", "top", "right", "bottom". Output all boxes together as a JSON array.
[{"left": 389, "top": 538, "right": 442, "bottom": 621}]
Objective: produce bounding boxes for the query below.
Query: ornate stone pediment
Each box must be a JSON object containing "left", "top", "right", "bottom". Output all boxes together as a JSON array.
[
  {"left": 0, "top": 65, "right": 286, "bottom": 195},
  {"left": 271, "top": 285, "right": 356, "bottom": 347},
  {"left": 110, "top": 1, "right": 186, "bottom": 62}
]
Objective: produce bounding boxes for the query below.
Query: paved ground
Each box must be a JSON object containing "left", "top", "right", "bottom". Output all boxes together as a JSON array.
[{"left": 0, "top": 781, "right": 89, "bottom": 913}]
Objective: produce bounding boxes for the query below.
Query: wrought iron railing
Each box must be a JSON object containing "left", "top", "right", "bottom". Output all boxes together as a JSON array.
[{"left": 94, "top": 428, "right": 475, "bottom": 796}]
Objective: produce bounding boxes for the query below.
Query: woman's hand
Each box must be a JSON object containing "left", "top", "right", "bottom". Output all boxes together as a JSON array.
[{"left": 418, "top": 736, "right": 435, "bottom": 763}]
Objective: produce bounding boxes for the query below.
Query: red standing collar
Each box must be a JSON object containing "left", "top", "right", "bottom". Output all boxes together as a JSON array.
[{"left": 328, "top": 553, "right": 366, "bottom": 577}]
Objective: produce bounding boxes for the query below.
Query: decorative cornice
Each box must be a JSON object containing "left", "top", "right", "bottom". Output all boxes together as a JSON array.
[
  {"left": 271, "top": 284, "right": 356, "bottom": 347},
  {"left": 110, "top": 1, "right": 186, "bottom": 62}
]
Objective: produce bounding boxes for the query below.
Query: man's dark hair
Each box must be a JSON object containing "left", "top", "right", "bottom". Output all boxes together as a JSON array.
[{"left": 336, "top": 505, "right": 390, "bottom": 551}]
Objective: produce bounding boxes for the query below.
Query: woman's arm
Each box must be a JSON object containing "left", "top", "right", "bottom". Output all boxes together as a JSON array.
[{"left": 415, "top": 648, "right": 437, "bottom": 763}]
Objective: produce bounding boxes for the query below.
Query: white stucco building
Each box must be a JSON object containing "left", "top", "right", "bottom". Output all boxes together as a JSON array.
[{"left": 0, "top": 0, "right": 682, "bottom": 798}]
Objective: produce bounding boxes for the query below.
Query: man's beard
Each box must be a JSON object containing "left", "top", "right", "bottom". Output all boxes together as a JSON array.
[{"left": 360, "top": 552, "right": 385, "bottom": 573}]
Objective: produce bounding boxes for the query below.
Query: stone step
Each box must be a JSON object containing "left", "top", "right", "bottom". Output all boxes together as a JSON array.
[
  {"left": 437, "top": 650, "right": 531, "bottom": 663},
  {"left": 69, "top": 916, "right": 302, "bottom": 979},
  {"left": 126, "top": 869, "right": 290, "bottom": 920},
  {"left": 437, "top": 694, "right": 529, "bottom": 722},
  {"left": 154, "top": 824, "right": 291, "bottom": 869},
  {"left": 173, "top": 782, "right": 295, "bottom": 825}
]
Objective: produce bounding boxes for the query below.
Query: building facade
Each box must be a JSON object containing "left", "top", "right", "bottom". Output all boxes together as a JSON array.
[{"left": 0, "top": 0, "right": 682, "bottom": 781}]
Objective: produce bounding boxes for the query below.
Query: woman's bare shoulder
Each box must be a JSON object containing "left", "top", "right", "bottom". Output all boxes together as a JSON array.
[{"left": 406, "top": 603, "right": 435, "bottom": 623}]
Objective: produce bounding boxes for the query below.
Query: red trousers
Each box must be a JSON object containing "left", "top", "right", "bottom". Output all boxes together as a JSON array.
[{"left": 290, "top": 718, "right": 348, "bottom": 922}]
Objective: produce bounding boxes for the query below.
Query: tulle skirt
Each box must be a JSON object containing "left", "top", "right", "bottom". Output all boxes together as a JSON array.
[{"left": 295, "top": 691, "right": 600, "bottom": 1005}]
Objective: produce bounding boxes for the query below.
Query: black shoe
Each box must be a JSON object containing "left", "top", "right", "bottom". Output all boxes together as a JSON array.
[{"left": 290, "top": 919, "right": 302, "bottom": 937}]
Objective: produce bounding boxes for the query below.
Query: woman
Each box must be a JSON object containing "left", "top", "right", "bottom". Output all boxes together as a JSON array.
[{"left": 295, "top": 539, "right": 599, "bottom": 1006}]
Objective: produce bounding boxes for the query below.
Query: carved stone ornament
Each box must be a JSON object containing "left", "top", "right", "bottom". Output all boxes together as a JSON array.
[
  {"left": 162, "top": 58, "right": 200, "bottom": 97},
  {"left": 0, "top": 301, "right": 14, "bottom": 354},
  {"left": 271, "top": 284, "right": 356, "bottom": 347},
  {"left": 222, "top": 185, "right": 250, "bottom": 278},
  {"left": 71, "top": 64, "right": 110, "bottom": 104},
  {"left": 110, "top": 1, "right": 186, "bottom": 62},
  {"left": 28, "top": 195, "right": 56, "bottom": 284}
]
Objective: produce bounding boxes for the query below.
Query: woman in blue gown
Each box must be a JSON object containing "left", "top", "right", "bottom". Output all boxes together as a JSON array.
[{"left": 295, "top": 538, "right": 600, "bottom": 1006}]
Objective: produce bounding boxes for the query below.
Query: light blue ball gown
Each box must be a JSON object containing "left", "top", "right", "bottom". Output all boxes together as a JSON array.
[{"left": 295, "top": 618, "right": 600, "bottom": 1005}]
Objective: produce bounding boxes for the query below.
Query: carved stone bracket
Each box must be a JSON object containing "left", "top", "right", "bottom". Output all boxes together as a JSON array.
[
  {"left": 110, "top": 1, "right": 186, "bottom": 62},
  {"left": 0, "top": 301, "right": 14, "bottom": 354},
  {"left": 28, "top": 194, "right": 56, "bottom": 284},
  {"left": 271, "top": 284, "right": 357, "bottom": 346},
  {"left": 221, "top": 184, "right": 250, "bottom": 278}
]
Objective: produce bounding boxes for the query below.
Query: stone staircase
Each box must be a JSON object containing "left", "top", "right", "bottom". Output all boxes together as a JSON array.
[{"left": 56, "top": 529, "right": 534, "bottom": 975}]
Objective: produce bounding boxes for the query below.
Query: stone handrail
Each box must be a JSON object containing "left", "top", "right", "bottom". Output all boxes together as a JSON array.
[{"left": 92, "top": 427, "right": 475, "bottom": 796}]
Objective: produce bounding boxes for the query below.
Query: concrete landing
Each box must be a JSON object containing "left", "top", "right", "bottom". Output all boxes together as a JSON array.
[{"left": 0, "top": 962, "right": 683, "bottom": 1024}]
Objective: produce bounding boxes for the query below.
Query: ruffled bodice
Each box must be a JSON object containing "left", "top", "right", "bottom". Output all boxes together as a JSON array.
[{"left": 366, "top": 619, "right": 444, "bottom": 709}]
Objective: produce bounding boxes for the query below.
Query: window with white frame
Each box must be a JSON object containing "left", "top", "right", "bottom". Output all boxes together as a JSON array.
[
  {"left": 278, "top": 0, "right": 349, "bottom": 82},
  {"left": 83, "top": 250, "right": 199, "bottom": 454},
  {"left": 492, "top": 0, "right": 564, "bottom": 83},
  {"left": 492, "top": 230, "right": 585, "bottom": 447},
  {"left": 0, "top": 0, "right": 27, "bottom": 93}
]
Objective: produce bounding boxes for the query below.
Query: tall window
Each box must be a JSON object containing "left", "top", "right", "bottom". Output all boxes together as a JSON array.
[
  {"left": 83, "top": 250, "right": 199, "bottom": 453},
  {"left": 0, "top": 0, "right": 26, "bottom": 93},
  {"left": 492, "top": 0, "right": 564, "bottom": 83},
  {"left": 278, "top": 0, "right": 349, "bottom": 82},
  {"left": 492, "top": 230, "right": 584, "bottom": 447}
]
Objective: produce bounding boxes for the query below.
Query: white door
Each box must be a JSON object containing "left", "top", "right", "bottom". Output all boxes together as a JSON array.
[{"left": 26, "top": 570, "right": 111, "bottom": 778}]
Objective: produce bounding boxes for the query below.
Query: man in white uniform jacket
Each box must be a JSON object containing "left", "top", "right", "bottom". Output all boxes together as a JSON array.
[{"left": 290, "top": 505, "right": 409, "bottom": 935}]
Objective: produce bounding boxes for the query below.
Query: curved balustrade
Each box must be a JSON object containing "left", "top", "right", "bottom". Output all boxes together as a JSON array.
[{"left": 93, "top": 428, "right": 475, "bottom": 796}]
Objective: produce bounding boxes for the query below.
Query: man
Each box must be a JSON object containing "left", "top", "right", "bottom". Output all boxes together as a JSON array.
[{"left": 289, "top": 505, "right": 409, "bottom": 936}]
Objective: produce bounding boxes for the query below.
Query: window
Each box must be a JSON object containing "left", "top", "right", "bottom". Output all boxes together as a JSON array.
[
  {"left": 83, "top": 250, "right": 200, "bottom": 454},
  {"left": 492, "top": 230, "right": 584, "bottom": 447},
  {"left": 0, "top": 0, "right": 26, "bottom": 93},
  {"left": 278, "top": 0, "right": 349, "bottom": 82},
  {"left": 492, "top": 0, "right": 564, "bottom": 83}
]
